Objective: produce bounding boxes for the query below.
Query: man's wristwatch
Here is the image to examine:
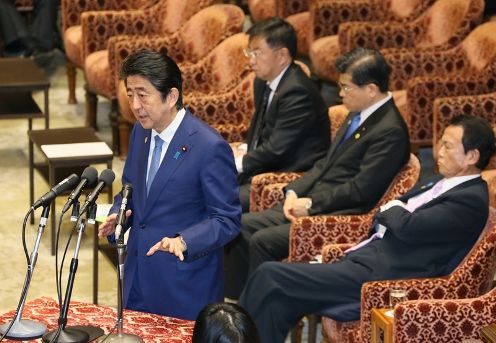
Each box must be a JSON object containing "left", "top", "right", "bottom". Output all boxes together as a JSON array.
[{"left": 305, "top": 199, "right": 312, "bottom": 210}]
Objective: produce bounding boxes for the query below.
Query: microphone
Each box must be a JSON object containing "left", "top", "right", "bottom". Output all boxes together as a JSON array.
[
  {"left": 32, "top": 174, "right": 79, "bottom": 210},
  {"left": 115, "top": 184, "right": 133, "bottom": 240},
  {"left": 62, "top": 166, "right": 98, "bottom": 214},
  {"left": 79, "top": 169, "right": 115, "bottom": 217}
]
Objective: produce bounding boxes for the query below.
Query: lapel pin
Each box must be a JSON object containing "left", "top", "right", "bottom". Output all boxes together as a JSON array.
[
  {"left": 181, "top": 146, "right": 188, "bottom": 152},
  {"left": 355, "top": 133, "right": 361, "bottom": 139},
  {"left": 173, "top": 151, "right": 181, "bottom": 160}
]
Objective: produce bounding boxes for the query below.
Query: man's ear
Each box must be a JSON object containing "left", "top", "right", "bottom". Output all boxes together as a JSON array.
[
  {"left": 365, "top": 83, "right": 380, "bottom": 98},
  {"left": 167, "top": 88, "right": 180, "bottom": 107},
  {"left": 467, "top": 149, "right": 481, "bottom": 167}
]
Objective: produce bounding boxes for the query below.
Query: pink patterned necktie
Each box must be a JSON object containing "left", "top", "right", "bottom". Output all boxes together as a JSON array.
[
  {"left": 405, "top": 179, "right": 445, "bottom": 212},
  {"left": 345, "top": 179, "right": 445, "bottom": 254}
]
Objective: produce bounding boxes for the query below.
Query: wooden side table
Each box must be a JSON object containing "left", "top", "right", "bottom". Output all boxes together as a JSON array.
[
  {"left": 28, "top": 127, "right": 114, "bottom": 255},
  {"left": 371, "top": 308, "right": 394, "bottom": 343},
  {"left": 0, "top": 58, "right": 49, "bottom": 131}
]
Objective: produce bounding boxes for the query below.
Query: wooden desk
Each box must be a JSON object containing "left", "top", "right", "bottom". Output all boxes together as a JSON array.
[
  {"left": 0, "top": 297, "right": 194, "bottom": 342},
  {"left": 0, "top": 58, "right": 49, "bottom": 130},
  {"left": 371, "top": 308, "right": 394, "bottom": 343},
  {"left": 28, "top": 127, "right": 113, "bottom": 255}
]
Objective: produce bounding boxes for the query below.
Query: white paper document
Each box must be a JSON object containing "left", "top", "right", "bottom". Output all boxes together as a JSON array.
[{"left": 41, "top": 142, "right": 113, "bottom": 158}]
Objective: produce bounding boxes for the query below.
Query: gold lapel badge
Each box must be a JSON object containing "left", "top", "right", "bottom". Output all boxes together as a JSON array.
[{"left": 354, "top": 133, "right": 360, "bottom": 139}]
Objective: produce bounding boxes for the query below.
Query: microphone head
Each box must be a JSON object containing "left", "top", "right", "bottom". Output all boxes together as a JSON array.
[
  {"left": 64, "top": 174, "right": 81, "bottom": 191},
  {"left": 81, "top": 166, "right": 98, "bottom": 187},
  {"left": 99, "top": 169, "right": 116, "bottom": 187}
]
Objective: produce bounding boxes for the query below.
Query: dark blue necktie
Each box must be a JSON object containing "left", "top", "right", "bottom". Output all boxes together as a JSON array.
[
  {"left": 338, "top": 112, "right": 361, "bottom": 148},
  {"left": 147, "top": 135, "right": 164, "bottom": 195},
  {"left": 250, "top": 85, "right": 272, "bottom": 150}
]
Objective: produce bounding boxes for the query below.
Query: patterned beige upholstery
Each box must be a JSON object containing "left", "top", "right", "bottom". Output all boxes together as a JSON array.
[
  {"left": 310, "top": 0, "right": 483, "bottom": 83},
  {"left": 322, "top": 203, "right": 496, "bottom": 343},
  {"left": 432, "top": 92, "right": 496, "bottom": 171},
  {"left": 84, "top": 4, "right": 244, "bottom": 155},
  {"left": 61, "top": 0, "right": 160, "bottom": 103},
  {"left": 390, "top": 21, "right": 496, "bottom": 146},
  {"left": 289, "top": 0, "right": 434, "bottom": 57}
]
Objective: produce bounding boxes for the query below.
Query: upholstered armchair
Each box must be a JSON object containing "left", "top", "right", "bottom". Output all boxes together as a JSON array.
[
  {"left": 321, "top": 206, "right": 496, "bottom": 343},
  {"left": 115, "top": 30, "right": 248, "bottom": 156},
  {"left": 386, "top": 21, "right": 496, "bottom": 146},
  {"left": 248, "top": 105, "right": 347, "bottom": 213},
  {"left": 289, "top": 0, "right": 433, "bottom": 58},
  {"left": 309, "top": 0, "right": 483, "bottom": 83},
  {"left": 61, "top": 0, "right": 161, "bottom": 104},
  {"left": 84, "top": 3, "right": 244, "bottom": 154}
]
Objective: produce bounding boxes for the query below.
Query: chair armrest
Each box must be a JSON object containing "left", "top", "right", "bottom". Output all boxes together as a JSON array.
[
  {"left": 213, "top": 124, "right": 249, "bottom": 143},
  {"left": 81, "top": 9, "right": 157, "bottom": 58},
  {"left": 359, "top": 276, "right": 458, "bottom": 343},
  {"left": 312, "top": 0, "right": 384, "bottom": 40},
  {"left": 250, "top": 172, "right": 302, "bottom": 212},
  {"left": 289, "top": 214, "right": 373, "bottom": 262},
  {"left": 393, "top": 295, "right": 496, "bottom": 342},
  {"left": 321, "top": 243, "right": 354, "bottom": 263}
]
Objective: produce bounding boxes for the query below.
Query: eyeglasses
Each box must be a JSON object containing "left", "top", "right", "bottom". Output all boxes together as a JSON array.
[
  {"left": 243, "top": 48, "right": 263, "bottom": 59},
  {"left": 338, "top": 82, "right": 359, "bottom": 93}
]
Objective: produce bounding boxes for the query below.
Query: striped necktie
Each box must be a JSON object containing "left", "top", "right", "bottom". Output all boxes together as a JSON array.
[{"left": 147, "top": 135, "right": 164, "bottom": 195}]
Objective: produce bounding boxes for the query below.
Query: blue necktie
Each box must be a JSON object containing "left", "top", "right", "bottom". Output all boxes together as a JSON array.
[
  {"left": 147, "top": 135, "right": 164, "bottom": 195},
  {"left": 338, "top": 112, "right": 361, "bottom": 148}
]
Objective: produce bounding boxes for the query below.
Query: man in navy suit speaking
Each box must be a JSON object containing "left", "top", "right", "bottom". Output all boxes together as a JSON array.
[{"left": 99, "top": 50, "right": 242, "bottom": 320}]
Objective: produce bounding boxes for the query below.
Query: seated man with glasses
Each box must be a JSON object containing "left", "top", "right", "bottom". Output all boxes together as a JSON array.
[
  {"left": 231, "top": 17, "right": 330, "bottom": 213},
  {"left": 225, "top": 47, "right": 410, "bottom": 300}
]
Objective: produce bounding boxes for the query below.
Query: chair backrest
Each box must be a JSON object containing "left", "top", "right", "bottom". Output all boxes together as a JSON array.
[
  {"left": 415, "top": 0, "right": 483, "bottom": 48},
  {"left": 183, "top": 33, "right": 250, "bottom": 94},
  {"left": 461, "top": 21, "right": 496, "bottom": 72},
  {"left": 276, "top": 0, "right": 310, "bottom": 18},
  {"left": 176, "top": 4, "right": 245, "bottom": 63},
  {"left": 158, "top": 0, "right": 215, "bottom": 35},
  {"left": 432, "top": 91, "right": 496, "bottom": 170},
  {"left": 388, "top": 0, "right": 435, "bottom": 19}
]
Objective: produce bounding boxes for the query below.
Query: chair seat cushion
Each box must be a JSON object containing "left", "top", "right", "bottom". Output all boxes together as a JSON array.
[
  {"left": 85, "top": 50, "right": 113, "bottom": 99},
  {"left": 64, "top": 26, "right": 83, "bottom": 68}
]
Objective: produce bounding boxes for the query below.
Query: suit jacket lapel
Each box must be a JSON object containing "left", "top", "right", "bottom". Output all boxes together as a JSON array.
[
  {"left": 144, "top": 112, "right": 197, "bottom": 215},
  {"left": 136, "top": 129, "right": 152, "bottom": 215}
]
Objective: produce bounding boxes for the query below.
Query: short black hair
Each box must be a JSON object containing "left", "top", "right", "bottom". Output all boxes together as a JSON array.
[
  {"left": 192, "top": 302, "right": 260, "bottom": 343},
  {"left": 120, "top": 49, "right": 183, "bottom": 109},
  {"left": 335, "top": 47, "right": 390, "bottom": 92},
  {"left": 449, "top": 115, "right": 495, "bottom": 170},
  {"left": 247, "top": 17, "right": 297, "bottom": 59}
]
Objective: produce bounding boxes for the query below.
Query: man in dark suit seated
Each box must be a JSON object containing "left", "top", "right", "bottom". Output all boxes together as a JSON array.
[
  {"left": 225, "top": 47, "right": 410, "bottom": 299},
  {"left": 232, "top": 17, "right": 330, "bottom": 212},
  {"left": 238, "top": 115, "right": 495, "bottom": 343}
]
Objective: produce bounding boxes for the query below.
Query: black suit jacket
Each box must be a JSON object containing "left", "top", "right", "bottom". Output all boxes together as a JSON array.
[
  {"left": 241, "top": 63, "right": 329, "bottom": 181},
  {"left": 287, "top": 98, "right": 410, "bottom": 215},
  {"left": 350, "top": 176, "right": 489, "bottom": 281}
]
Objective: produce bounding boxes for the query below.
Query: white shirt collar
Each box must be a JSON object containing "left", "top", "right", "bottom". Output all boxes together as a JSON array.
[
  {"left": 358, "top": 92, "right": 393, "bottom": 125},
  {"left": 439, "top": 174, "right": 481, "bottom": 195},
  {"left": 151, "top": 107, "right": 186, "bottom": 144},
  {"left": 267, "top": 64, "right": 290, "bottom": 92}
]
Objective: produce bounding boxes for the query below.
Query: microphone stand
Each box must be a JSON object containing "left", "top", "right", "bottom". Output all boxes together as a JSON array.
[
  {"left": 43, "top": 204, "right": 104, "bottom": 343},
  {"left": 98, "top": 226, "right": 142, "bottom": 342},
  {"left": 0, "top": 206, "right": 50, "bottom": 339}
]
